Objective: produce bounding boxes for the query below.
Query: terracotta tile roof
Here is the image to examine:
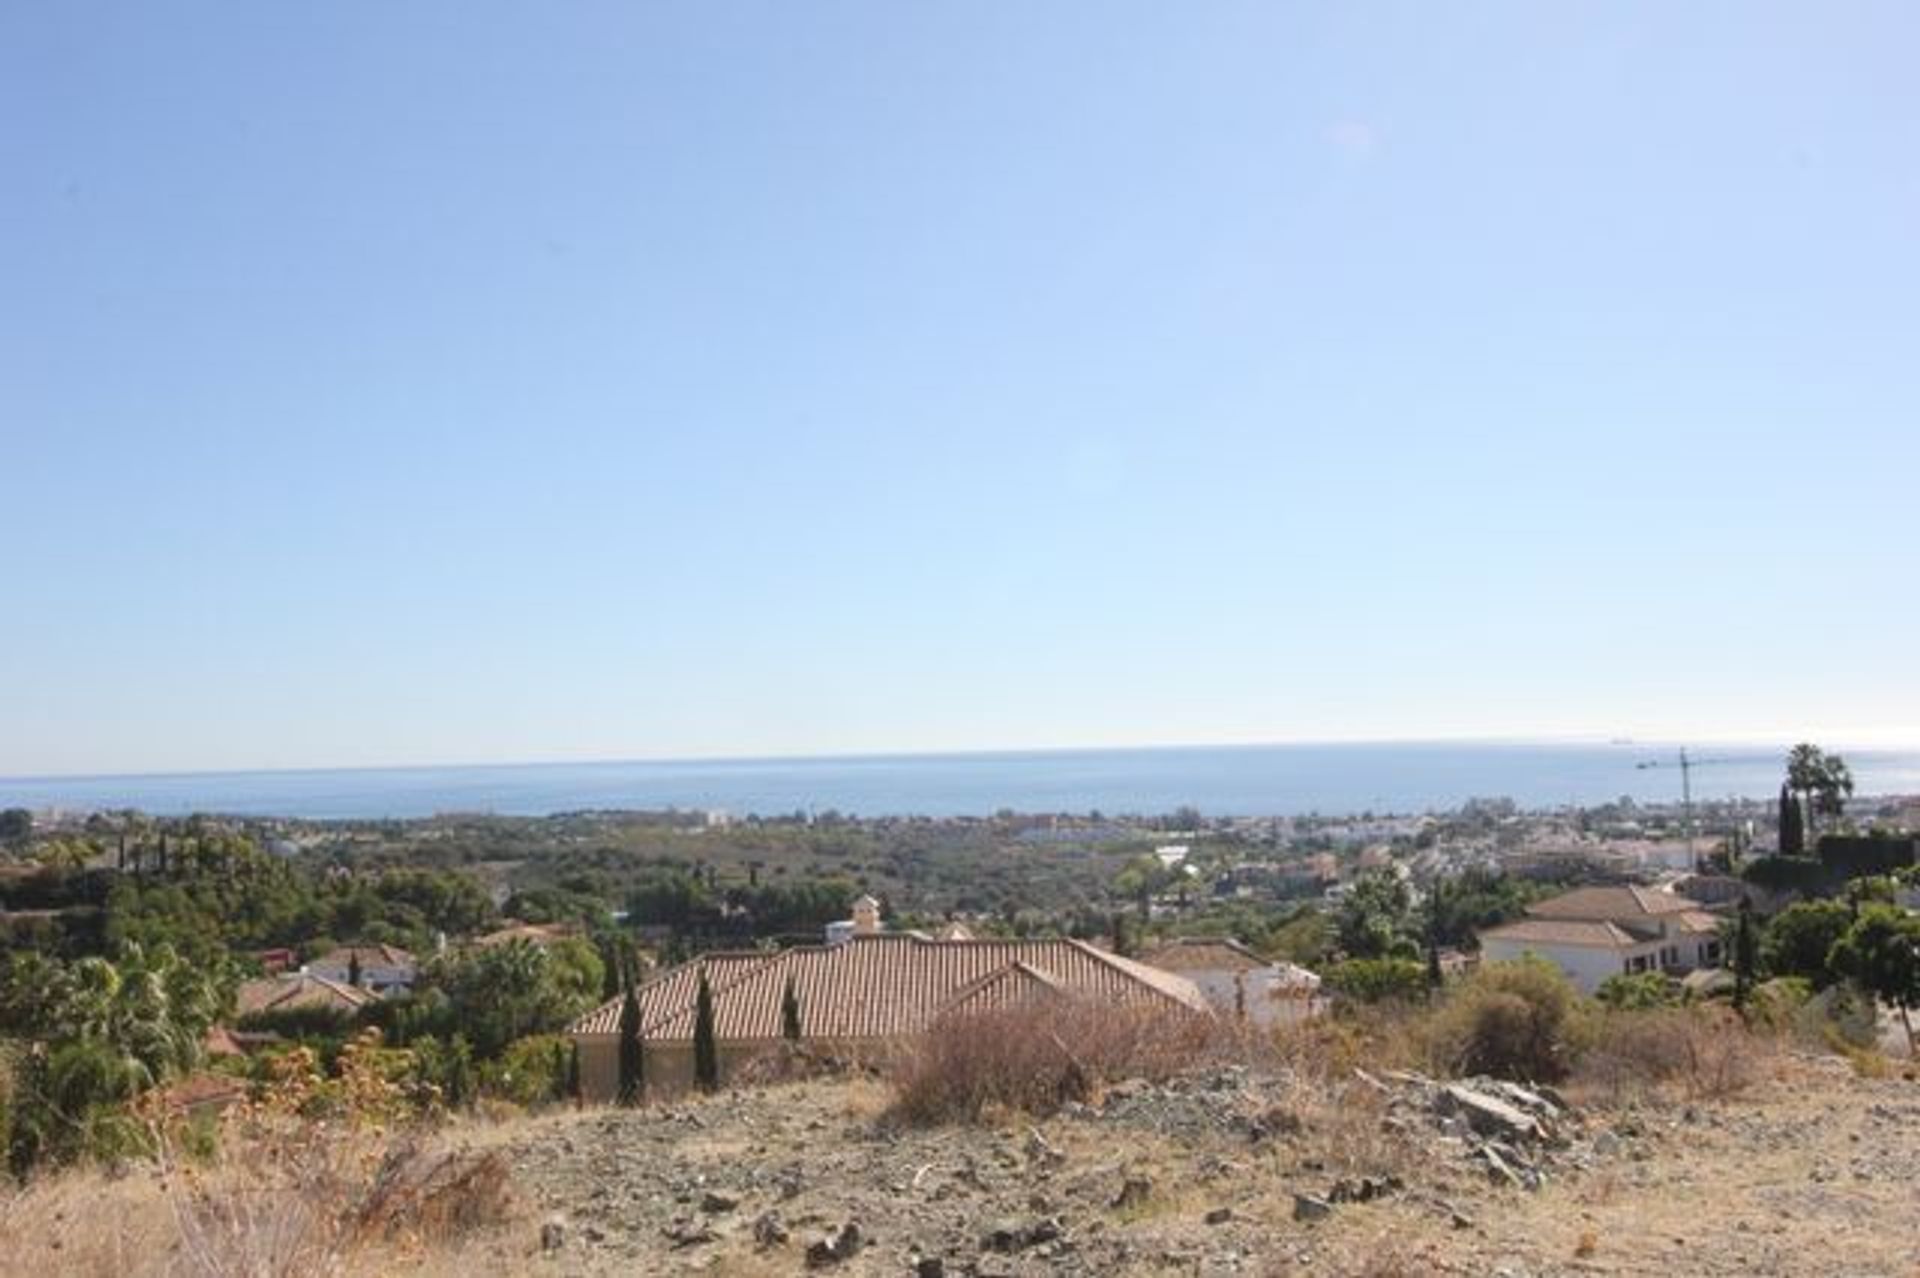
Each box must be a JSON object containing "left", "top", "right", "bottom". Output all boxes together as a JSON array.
[
  {"left": 1479, "top": 919, "right": 1642, "bottom": 949},
  {"left": 1524, "top": 885, "right": 1701, "bottom": 922},
  {"left": 1138, "top": 937, "right": 1269, "bottom": 973},
  {"left": 1673, "top": 910, "right": 1725, "bottom": 935},
  {"left": 235, "top": 972, "right": 377, "bottom": 1017},
  {"left": 570, "top": 934, "right": 1209, "bottom": 1041},
  {"left": 313, "top": 944, "right": 416, "bottom": 968}
]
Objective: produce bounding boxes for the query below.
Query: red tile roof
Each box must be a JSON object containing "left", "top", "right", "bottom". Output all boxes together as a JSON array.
[
  {"left": 570, "top": 934, "right": 1208, "bottom": 1041},
  {"left": 1525, "top": 886, "right": 1699, "bottom": 922},
  {"left": 1479, "top": 918, "right": 1642, "bottom": 949},
  {"left": 235, "top": 972, "right": 377, "bottom": 1017},
  {"left": 1139, "top": 937, "right": 1270, "bottom": 973}
]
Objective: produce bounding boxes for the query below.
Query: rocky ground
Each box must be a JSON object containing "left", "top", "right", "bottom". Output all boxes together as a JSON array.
[{"left": 474, "top": 1051, "right": 1920, "bottom": 1276}]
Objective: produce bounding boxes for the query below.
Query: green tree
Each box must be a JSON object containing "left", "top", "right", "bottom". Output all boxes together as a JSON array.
[
  {"left": 1761, "top": 900, "right": 1852, "bottom": 986},
  {"left": 1828, "top": 904, "right": 1920, "bottom": 1054},
  {"left": 692, "top": 970, "right": 719, "bottom": 1093},
  {"left": 1777, "top": 784, "right": 1806, "bottom": 857},
  {"left": 1731, "top": 899, "right": 1759, "bottom": 1015},
  {"left": 1786, "top": 743, "right": 1855, "bottom": 841},
  {"left": 0, "top": 809, "right": 32, "bottom": 847},
  {"left": 421, "top": 940, "right": 596, "bottom": 1060},
  {"left": 616, "top": 977, "right": 644, "bottom": 1107},
  {"left": 1335, "top": 872, "right": 1418, "bottom": 961}
]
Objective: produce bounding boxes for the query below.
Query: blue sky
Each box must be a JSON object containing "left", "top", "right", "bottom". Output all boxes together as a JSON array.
[{"left": 4, "top": 2, "right": 1917, "bottom": 775}]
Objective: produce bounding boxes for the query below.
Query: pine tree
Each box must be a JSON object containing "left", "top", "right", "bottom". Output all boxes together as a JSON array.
[
  {"left": 693, "top": 969, "right": 719, "bottom": 1093},
  {"left": 348, "top": 952, "right": 363, "bottom": 988},
  {"left": 781, "top": 974, "right": 802, "bottom": 1042},
  {"left": 617, "top": 975, "right": 644, "bottom": 1107}
]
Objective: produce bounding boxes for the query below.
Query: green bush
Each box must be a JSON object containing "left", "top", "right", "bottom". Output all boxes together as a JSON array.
[
  {"left": 1595, "top": 971, "right": 1684, "bottom": 1010},
  {"left": 1324, "top": 957, "right": 1429, "bottom": 1005}
]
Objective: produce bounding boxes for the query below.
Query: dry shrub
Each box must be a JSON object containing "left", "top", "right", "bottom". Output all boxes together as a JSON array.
[
  {"left": 1268, "top": 1005, "right": 1424, "bottom": 1082},
  {"left": 158, "top": 1032, "right": 512, "bottom": 1277},
  {"left": 887, "top": 1000, "right": 1222, "bottom": 1125},
  {"left": 1424, "top": 958, "right": 1584, "bottom": 1082},
  {"left": 1569, "top": 1005, "right": 1769, "bottom": 1104}
]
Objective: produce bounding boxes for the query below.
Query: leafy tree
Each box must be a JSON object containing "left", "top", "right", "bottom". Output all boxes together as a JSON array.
[
  {"left": 1829, "top": 903, "right": 1920, "bottom": 1054},
  {"left": 419, "top": 941, "right": 595, "bottom": 1059},
  {"left": 1335, "top": 872, "right": 1418, "bottom": 961},
  {"left": 616, "top": 977, "right": 643, "bottom": 1107},
  {"left": 692, "top": 970, "right": 719, "bottom": 1093},
  {"left": 0, "top": 809, "right": 32, "bottom": 846},
  {"left": 1786, "top": 743, "right": 1855, "bottom": 840},
  {"left": 1761, "top": 900, "right": 1852, "bottom": 986}
]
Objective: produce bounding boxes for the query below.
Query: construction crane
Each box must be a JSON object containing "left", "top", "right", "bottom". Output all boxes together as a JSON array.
[{"left": 1635, "top": 747, "right": 1744, "bottom": 868}]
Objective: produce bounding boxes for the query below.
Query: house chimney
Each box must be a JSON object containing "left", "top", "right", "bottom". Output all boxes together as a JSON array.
[{"left": 851, "top": 894, "right": 881, "bottom": 937}]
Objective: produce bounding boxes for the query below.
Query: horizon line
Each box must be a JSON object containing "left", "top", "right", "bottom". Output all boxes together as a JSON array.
[{"left": 3, "top": 731, "right": 1911, "bottom": 788}]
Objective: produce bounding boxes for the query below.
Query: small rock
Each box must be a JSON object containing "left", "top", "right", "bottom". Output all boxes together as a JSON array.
[
  {"left": 916, "top": 1259, "right": 947, "bottom": 1278},
  {"left": 1112, "top": 1175, "right": 1153, "bottom": 1210},
  {"left": 540, "top": 1217, "right": 566, "bottom": 1253},
  {"left": 700, "top": 1190, "right": 739, "bottom": 1214},
  {"left": 1205, "top": 1207, "right": 1234, "bottom": 1225},
  {"left": 1292, "top": 1194, "right": 1333, "bottom": 1223},
  {"left": 752, "top": 1211, "right": 789, "bottom": 1248},
  {"left": 805, "top": 1222, "right": 864, "bottom": 1267},
  {"left": 1593, "top": 1130, "right": 1622, "bottom": 1157}
]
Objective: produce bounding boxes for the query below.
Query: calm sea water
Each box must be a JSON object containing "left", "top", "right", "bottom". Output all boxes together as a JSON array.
[{"left": 3, "top": 742, "right": 1918, "bottom": 820}]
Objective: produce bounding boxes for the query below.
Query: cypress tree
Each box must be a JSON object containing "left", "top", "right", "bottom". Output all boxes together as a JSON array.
[
  {"left": 693, "top": 969, "right": 719, "bottom": 1092},
  {"left": 617, "top": 975, "right": 644, "bottom": 1107},
  {"left": 781, "top": 973, "right": 802, "bottom": 1042},
  {"left": 1779, "top": 784, "right": 1806, "bottom": 857},
  {"left": 599, "top": 937, "right": 622, "bottom": 1003},
  {"left": 562, "top": 1040, "right": 582, "bottom": 1104},
  {"left": 1731, "top": 898, "right": 1759, "bottom": 1018}
]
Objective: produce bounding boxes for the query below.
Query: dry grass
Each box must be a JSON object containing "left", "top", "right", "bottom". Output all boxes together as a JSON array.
[
  {"left": 1566, "top": 1005, "right": 1775, "bottom": 1105},
  {"left": 886, "top": 1001, "right": 1228, "bottom": 1125}
]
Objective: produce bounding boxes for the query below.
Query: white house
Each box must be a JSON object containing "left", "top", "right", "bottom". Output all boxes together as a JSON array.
[
  {"left": 1137, "top": 937, "right": 1325, "bottom": 1027},
  {"left": 1477, "top": 885, "right": 1723, "bottom": 993}
]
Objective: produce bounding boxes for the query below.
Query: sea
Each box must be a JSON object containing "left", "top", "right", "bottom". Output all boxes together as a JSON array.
[{"left": 2, "top": 742, "right": 1918, "bottom": 822}]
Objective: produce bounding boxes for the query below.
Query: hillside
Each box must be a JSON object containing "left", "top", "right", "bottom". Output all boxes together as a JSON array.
[{"left": 9, "top": 1048, "right": 1914, "bottom": 1276}]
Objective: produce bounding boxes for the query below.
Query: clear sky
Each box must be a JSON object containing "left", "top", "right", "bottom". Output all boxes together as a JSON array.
[{"left": 4, "top": 3, "right": 1917, "bottom": 776}]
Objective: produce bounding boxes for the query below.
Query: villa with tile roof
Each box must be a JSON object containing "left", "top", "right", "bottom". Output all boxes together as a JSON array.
[
  {"left": 1477, "top": 884, "right": 1724, "bottom": 992},
  {"left": 566, "top": 915, "right": 1210, "bottom": 1099},
  {"left": 306, "top": 943, "right": 418, "bottom": 995},
  {"left": 235, "top": 970, "right": 378, "bottom": 1019}
]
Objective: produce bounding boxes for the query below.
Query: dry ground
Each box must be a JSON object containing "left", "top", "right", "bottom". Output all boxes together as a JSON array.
[{"left": 3, "top": 1052, "right": 1916, "bottom": 1277}]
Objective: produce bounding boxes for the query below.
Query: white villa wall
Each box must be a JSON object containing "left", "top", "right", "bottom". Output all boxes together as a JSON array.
[{"left": 1478, "top": 937, "right": 1661, "bottom": 994}]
